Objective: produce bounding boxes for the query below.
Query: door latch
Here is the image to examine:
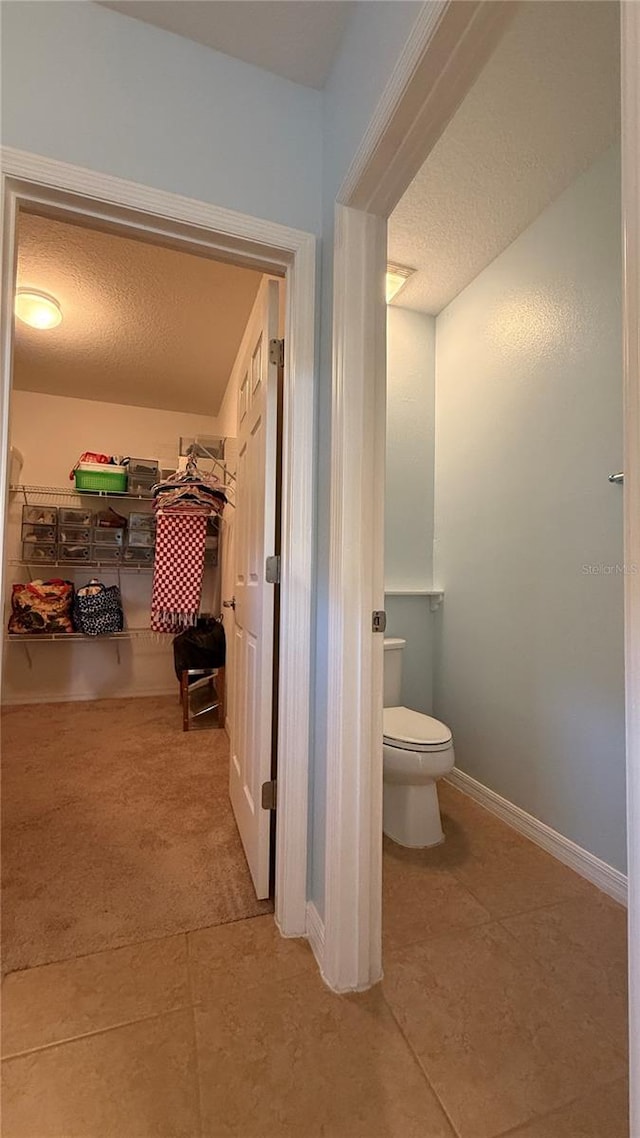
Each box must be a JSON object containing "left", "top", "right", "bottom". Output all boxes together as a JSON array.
[{"left": 372, "top": 610, "right": 387, "bottom": 633}]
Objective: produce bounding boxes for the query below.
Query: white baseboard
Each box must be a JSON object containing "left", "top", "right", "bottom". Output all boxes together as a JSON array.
[
  {"left": 1, "top": 686, "right": 176, "bottom": 707},
  {"left": 305, "top": 901, "right": 325, "bottom": 969},
  {"left": 446, "top": 768, "right": 628, "bottom": 907}
]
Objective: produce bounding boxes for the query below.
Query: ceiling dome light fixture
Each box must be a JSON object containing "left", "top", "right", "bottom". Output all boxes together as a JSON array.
[
  {"left": 15, "top": 289, "right": 63, "bottom": 330},
  {"left": 386, "top": 263, "right": 415, "bottom": 304}
]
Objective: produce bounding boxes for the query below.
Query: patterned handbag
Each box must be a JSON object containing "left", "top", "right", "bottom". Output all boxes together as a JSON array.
[
  {"left": 8, "top": 579, "right": 74, "bottom": 635},
  {"left": 73, "top": 579, "right": 124, "bottom": 636}
]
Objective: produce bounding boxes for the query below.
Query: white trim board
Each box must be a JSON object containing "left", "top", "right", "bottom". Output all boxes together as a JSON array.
[
  {"left": 447, "top": 768, "right": 628, "bottom": 907},
  {"left": 324, "top": 1, "right": 516, "bottom": 995},
  {"left": 323, "top": 204, "right": 387, "bottom": 993},
  {"left": 305, "top": 901, "right": 325, "bottom": 969},
  {"left": 1, "top": 686, "right": 177, "bottom": 706},
  {"left": 621, "top": 1, "right": 640, "bottom": 1120},
  {"left": 0, "top": 146, "right": 316, "bottom": 942}
]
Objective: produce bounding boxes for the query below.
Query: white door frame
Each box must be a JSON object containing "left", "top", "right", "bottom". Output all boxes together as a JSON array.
[
  {"left": 621, "top": 3, "right": 640, "bottom": 1128},
  {"left": 323, "top": 0, "right": 517, "bottom": 994},
  {"left": 325, "top": 1, "right": 640, "bottom": 1122},
  {"left": 0, "top": 147, "right": 316, "bottom": 940}
]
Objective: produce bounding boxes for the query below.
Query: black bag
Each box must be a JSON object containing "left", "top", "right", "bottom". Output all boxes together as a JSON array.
[
  {"left": 73, "top": 580, "right": 125, "bottom": 636},
  {"left": 173, "top": 617, "right": 226, "bottom": 680}
]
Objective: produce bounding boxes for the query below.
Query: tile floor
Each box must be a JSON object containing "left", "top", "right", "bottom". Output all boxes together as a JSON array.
[
  {"left": 1, "top": 782, "right": 629, "bottom": 1137},
  {"left": 1, "top": 698, "right": 271, "bottom": 974}
]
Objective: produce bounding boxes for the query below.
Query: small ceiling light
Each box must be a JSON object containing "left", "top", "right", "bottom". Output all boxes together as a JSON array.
[
  {"left": 386, "top": 263, "right": 415, "bottom": 304},
  {"left": 15, "top": 289, "right": 63, "bottom": 330}
]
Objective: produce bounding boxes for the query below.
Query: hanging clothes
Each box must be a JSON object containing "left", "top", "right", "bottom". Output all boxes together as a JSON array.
[
  {"left": 150, "top": 454, "right": 227, "bottom": 633},
  {"left": 150, "top": 513, "right": 208, "bottom": 632}
]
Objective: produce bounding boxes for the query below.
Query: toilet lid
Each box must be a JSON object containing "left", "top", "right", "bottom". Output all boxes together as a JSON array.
[{"left": 383, "top": 706, "right": 452, "bottom": 749}]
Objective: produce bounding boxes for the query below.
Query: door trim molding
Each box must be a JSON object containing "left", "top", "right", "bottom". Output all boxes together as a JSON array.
[
  {"left": 338, "top": 1, "right": 516, "bottom": 216},
  {"left": 323, "top": 204, "right": 387, "bottom": 992},
  {"left": 0, "top": 146, "right": 316, "bottom": 939},
  {"left": 621, "top": 2, "right": 640, "bottom": 1126},
  {"left": 323, "top": 0, "right": 514, "bottom": 994},
  {"left": 305, "top": 901, "right": 325, "bottom": 969}
]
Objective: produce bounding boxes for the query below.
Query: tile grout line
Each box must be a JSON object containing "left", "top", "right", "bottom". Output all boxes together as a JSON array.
[
  {"left": 383, "top": 910, "right": 562, "bottom": 963},
  {"left": 488, "top": 1073, "right": 629, "bottom": 1138},
  {"left": 441, "top": 865, "right": 592, "bottom": 926},
  {"left": 378, "top": 986, "right": 464, "bottom": 1138},
  {"left": 1, "top": 1003, "right": 192, "bottom": 1062},
  {"left": 494, "top": 914, "right": 630, "bottom": 1066},
  {"left": 185, "top": 931, "right": 206, "bottom": 1138},
  {"left": 2, "top": 910, "right": 274, "bottom": 981}
]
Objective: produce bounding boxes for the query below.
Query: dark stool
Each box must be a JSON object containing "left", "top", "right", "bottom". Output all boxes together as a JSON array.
[{"left": 180, "top": 666, "right": 225, "bottom": 731}]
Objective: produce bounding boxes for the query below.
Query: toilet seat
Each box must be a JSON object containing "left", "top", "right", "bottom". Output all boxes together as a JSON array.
[{"left": 383, "top": 706, "right": 452, "bottom": 753}]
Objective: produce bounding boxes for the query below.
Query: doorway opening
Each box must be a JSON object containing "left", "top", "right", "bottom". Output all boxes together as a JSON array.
[
  {"left": 325, "top": 0, "right": 634, "bottom": 1129},
  {"left": 0, "top": 155, "right": 316, "bottom": 970},
  {"left": 2, "top": 208, "right": 281, "bottom": 970}
]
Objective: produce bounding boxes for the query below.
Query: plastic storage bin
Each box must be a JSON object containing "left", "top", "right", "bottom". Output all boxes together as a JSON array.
[
  {"left": 93, "top": 527, "right": 124, "bottom": 547},
  {"left": 127, "top": 458, "right": 159, "bottom": 478},
  {"left": 127, "top": 530, "right": 155, "bottom": 549},
  {"left": 60, "top": 543, "right": 92, "bottom": 562},
  {"left": 22, "top": 523, "right": 57, "bottom": 543},
  {"left": 91, "top": 545, "right": 122, "bottom": 564},
  {"left": 58, "top": 526, "right": 91, "bottom": 545},
  {"left": 129, "top": 511, "right": 156, "bottom": 531},
  {"left": 22, "top": 505, "right": 58, "bottom": 527},
  {"left": 127, "top": 474, "right": 156, "bottom": 497},
  {"left": 22, "top": 542, "right": 57, "bottom": 562},
  {"left": 59, "top": 507, "right": 93, "bottom": 527},
  {"left": 74, "top": 464, "right": 128, "bottom": 494},
  {"left": 123, "top": 546, "right": 154, "bottom": 565}
]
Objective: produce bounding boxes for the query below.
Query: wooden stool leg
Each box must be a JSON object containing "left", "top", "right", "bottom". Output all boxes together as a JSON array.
[
  {"left": 180, "top": 671, "right": 189, "bottom": 732},
  {"left": 216, "top": 666, "right": 225, "bottom": 728}
]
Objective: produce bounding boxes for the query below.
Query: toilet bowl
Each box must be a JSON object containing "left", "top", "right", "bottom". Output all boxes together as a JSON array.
[{"left": 383, "top": 639, "right": 454, "bottom": 848}]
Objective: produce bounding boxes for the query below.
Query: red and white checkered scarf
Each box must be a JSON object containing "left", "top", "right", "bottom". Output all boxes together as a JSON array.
[{"left": 150, "top": 513, "right": 207, "bottom": 633}]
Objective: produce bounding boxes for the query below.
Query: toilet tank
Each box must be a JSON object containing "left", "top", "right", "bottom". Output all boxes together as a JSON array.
[{"left": 383, "top": 637, "right": 406, "bottom": 707}]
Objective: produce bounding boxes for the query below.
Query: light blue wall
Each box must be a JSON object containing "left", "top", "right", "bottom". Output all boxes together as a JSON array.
[
  {"left": 385, "top": 307, "right": 435, "bottom": 588},
  {"left": 1, "top": 1, "right": 323, "bottom": 234},
  {"left": 433, "top": 144, "right": 626, "bottom": 872},
  {"left": 384, "top": 307, "right": 436, "bottom": 716}
]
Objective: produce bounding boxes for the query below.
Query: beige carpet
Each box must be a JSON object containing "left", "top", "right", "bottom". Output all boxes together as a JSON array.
[{"left": 1, "top": 696, "right": 272, "bottom": 973}]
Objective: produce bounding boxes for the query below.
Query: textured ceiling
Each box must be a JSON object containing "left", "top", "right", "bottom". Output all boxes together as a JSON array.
[
  {"left": 98, "top": 0, "right": 353, "bottom": 89},
  {"left": 13, "top": 212, "right": 263, "bottom": 415},
  {"left": 388, "top": 1, "right": 620, "bottom": 316}
]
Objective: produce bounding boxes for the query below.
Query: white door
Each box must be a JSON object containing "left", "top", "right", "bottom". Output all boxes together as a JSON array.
[{"left": 228, "top": 278, "right": 280, "bottom": 898}]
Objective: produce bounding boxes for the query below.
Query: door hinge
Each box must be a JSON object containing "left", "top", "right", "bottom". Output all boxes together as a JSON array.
[
  {"left": 372, "top": 610, "right": 387, "bottom": 633},
  {"left": 261, "top": 779, "right": 277, "bottom": 810},
  {"left": 265, "top": 554, "right": 280, "bottom": 584},
  {"left": 269, "top": 338, "right": 285, "bottom": 368}
]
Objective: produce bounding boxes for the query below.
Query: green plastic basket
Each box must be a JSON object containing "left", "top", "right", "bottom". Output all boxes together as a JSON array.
[{"left": 74, "top": 468, "right": 128, "bottom": 494}]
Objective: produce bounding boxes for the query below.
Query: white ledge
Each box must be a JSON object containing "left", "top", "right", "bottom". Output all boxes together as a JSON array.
[{"left": 384, "top": 588, "right": 444, "bottom": 611}]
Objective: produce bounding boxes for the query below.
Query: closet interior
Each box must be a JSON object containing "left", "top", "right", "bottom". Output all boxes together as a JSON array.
[{"left": 1, "top": 206, "right": 275, "bottom": 974}]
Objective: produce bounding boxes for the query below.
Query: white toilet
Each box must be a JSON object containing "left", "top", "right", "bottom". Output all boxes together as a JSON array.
[{"left": 383, "top": 637, "right": 455, "bottom": 848}]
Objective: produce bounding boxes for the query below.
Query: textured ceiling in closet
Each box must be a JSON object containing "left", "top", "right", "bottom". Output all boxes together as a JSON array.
[{"left": 13, "top": 212, "right": 263, "bottom": 415}]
